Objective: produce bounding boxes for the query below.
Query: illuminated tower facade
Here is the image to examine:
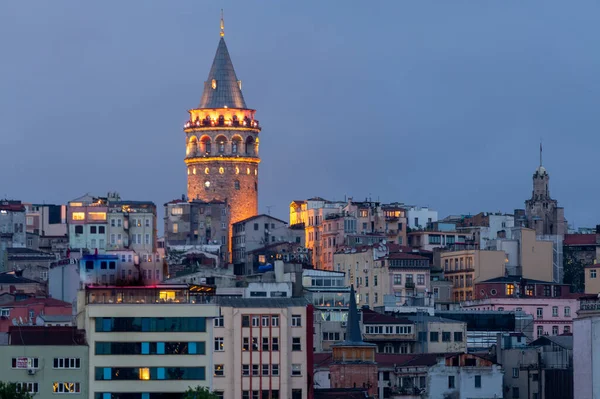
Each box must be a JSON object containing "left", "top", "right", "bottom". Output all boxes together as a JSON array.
[{"left": 184, "top": 17, "right": 260, "bottom": 255}]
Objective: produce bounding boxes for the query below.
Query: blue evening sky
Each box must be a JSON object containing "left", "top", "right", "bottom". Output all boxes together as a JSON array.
[{"left": 1, "top": 1, "right": 598, "bottom": 231}]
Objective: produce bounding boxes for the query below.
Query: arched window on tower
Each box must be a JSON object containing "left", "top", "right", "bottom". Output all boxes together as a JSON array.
[
  {"left": 200, "top": 136, "right": 211, "bottom": 154},
  {"left": 234, "top": 180, "right": 240, "bottom": 190},
  {"left": 218, "top": 115, "right": 225, "bottom": 126},
  {"left": 245, "top": 136, "right": 255, "bottom": 156},
  {"left": 215, "top": 135, "right": 227, "bottom": 154},
  {"left": 232, "top": 136, "right": 242, "bottom": 154}
]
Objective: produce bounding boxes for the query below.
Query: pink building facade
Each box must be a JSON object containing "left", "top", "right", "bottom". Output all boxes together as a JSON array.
[{"left": 462, "top": 297, "right": 579, "bottom": 338}]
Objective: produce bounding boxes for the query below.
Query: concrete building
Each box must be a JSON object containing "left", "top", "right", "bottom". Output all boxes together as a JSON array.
[
  {"left": 48, "top": 261, "right": 80, "bottom": 305},
  {"left": 290, "top": 198, "right": 408, "bottom": 270},
  {"left": 564, "top": 232, "right": 600, "bottom": 292},
  {"left": 496, "top": 333, "right": 573, "bottom": 399},
  {"left": 232, "top": 214, "right": 303, "bottom": 273},
  {"left": 212, "top": 297, "right": 313, "bottom": 399},
  {"left": 4, "top": 248, "right": 56, "bottom": 284},
  {"left": 77, "top": 284, "right": 219, "bottom": 399},
  {"left": 68, "top": 194, "right": 109, "bottom": 253},
  {"left": 406, "top": 314, "right": 467, "bottom": 354},
  {"left": 163, "top": 198, "right": 229, "bottom": 261},
  {"left": 440, "top": 249, "right": 506, "bottom": 302},
  {"left": 584, "top": 263, "right": 600, "bottom": 294},
  {"left": 335, "top": 242, "right": 431, "bottom": 309},
  {"left": 406, "top": 206, "right": 438, "bottom": 230},
  {"left": 184, "top": 21, "right": 261, "bottom": 252},
  {"left": 427, "top": 353, "right": 503, "bottom": 399},
  {"left": 0, "top": 271, "right": 45, "bottom": 296},
  {"left": 573, "top": 295, "right": 600, "bottom": 399},
  {"left": 0, "top": 200, "right": 26, "bottom": 271},
  {"left": 408, "top": 230, "right": 473, "bottom": 252},
  {"left": 514, "top": 146, "right": 567, "bottom": 236},
  {"left": 24, "top": 203, "right": 67, "bottom": 237},
  {"left": 0, "top": 326, "right": 88, "bottom": 399}
]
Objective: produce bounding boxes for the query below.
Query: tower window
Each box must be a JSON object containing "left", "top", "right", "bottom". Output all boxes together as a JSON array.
[
  {"left": 211, "top": 79, "right": 217, "bottom": 89},
  {"left": 205, "top": 181, "right": 211, "bottom": 189},
  {"left": 235, "top": 180, "right": 240, "bottom": 190},
  {"left": 219, "top": 167, "right": 224, "bottom": 174},
  {"left": 205, "top": 168, "right": 210, "bottom": 175},
  {"left": 254, "top": 182, "right": 257, "bottom": 191}
]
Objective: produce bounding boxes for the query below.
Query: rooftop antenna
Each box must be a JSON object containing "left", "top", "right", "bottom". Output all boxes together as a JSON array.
[
  {"left": 220, "top": 9, "right": 225, "bottom": 37},
  {"left": 539, "top": 139, "right": 543, "bottom": 167},
  {"left": 265, "top": 205, "right": 274, "bottom": 215}
]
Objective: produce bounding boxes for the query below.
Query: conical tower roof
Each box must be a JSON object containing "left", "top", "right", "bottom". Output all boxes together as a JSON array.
[
  {"left": 334, "top": 284, "right": 375, "bottom": 347},
  {"left": 198, "top": 37, "right": 247, "bottom": 109}
]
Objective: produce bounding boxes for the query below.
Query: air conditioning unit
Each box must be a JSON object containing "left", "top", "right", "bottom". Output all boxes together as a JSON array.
[{"left": 27, "top": 369, "right": 36, "bottom": 375}]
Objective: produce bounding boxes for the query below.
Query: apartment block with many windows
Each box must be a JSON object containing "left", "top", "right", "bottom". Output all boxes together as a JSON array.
[
  {"left": 212, "top": 297, "right": 313, "bottom": 399},
  {"left": 0, "top": 326, "right": 88, "bottom": 399},
  {"left": 77, "top": 284, "right": 218, "bottom": 399}
]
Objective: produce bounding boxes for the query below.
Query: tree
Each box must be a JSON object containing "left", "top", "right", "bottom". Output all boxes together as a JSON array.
[
  {"left": 183, "top": 386, "right": 219, "bottom": 399},
  {"left": 0, "top": 382, "right": 33, "bottom": 399}
]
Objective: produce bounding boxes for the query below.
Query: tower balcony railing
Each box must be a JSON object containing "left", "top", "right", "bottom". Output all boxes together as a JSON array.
[
  {"left": 184, "top": 117, "right": 260, "bottom": 129},
  {"left": 186, "top": 151, "right": 259, "bottom": 160}
]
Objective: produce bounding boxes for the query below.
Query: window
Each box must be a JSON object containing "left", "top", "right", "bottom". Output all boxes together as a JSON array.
[
  {"left": 145, "top": 234, "right": 150, "bottom": 245},
  {"left": 0, "top": 308, "right": 9, "bottom": 317},
  {"left": 565, "top": 306, "right": 571, "bottom": 317},
  {"left": 374, "top": 275, "right": 378, "bottom": 286},
  {"left": 242, "top": 365, "right": 250, "bottom": 376},
  {"left": 234, "top": 180, "right": 240, "bottom": 190},
  {"left": 552, "top": 325, "right": 559, "bottom": 335},
  {"left": 262, "top": 337, "right": 270, "bottom": 351},
  {"left": 53, "top": 358, "right": 81, "bottom": 369},
  {"left": 393, "top": 274, "right": 402, "bottom": 285},
  {"left": 214, "top": 337, "right": 224, "bottom": 352},
  {"left": 291, "top": 364, "right": 302, "bottom": 376},
  {"left": 262, "top": 364, "right": 269, "bottom": 376},
  {"left": 552, "top": 306, "right": 558, "bottom": 317},
  {"left": 90, "top": 226, "right": 97, "bottom": 234},
  {"left": 72, "top": 212, "right": 85, "bottom": 221},
  {"left": 12, "top": 358, "right": 39, "bottom": 369},
  {"left": 214, "top": 364, "right": 224, "bottom": 377},
  {"left": 564, "top": 326, "right": 570, "bottom": 334},
  {"left": 592, "top": 269, "right": 597, "bottom": 278},
  {"left": 99, "top": 226, "right": 105, "bottom": 234},
  {"left": 506, "top": 283, "right": 515, "bottom": 295},
  {"left": 88, "top": 212, "right": 106, "bottom": 221},
  {"left": 512, "top": 367, "right": 519, "bottom": 378},
  {"left": 252, "top": 365, "right": 259, "bottom": 376},
  {"left": 292, "top": 315, "right": 302, "bottom": 327},
  {"left": 214, "top": 317, "right": 224, "bottom": 327},
  {"left": 271, "top": 315, "right": 279, "bottom": 327},
  {"left": 430, "top": 332, "right": 439, "bottom": 342},
  {"left": 417, "top": 274, "right": 425, "bottom": 285},
  {"left": 512, "top": 387, "right": 520, "bottom": 398},
  {"left": 272, "top": 364, "right": 279, "bottom": 376},
  {"left": 442, "top": 332, "right": 451, "bottom": 342},
  {"left": 16, "top": 383, "right": 38, "bottom": 394},
  {"left": 252, "top": 316, "right": 259, "bottom": 327},
  {"left": 254, "top": 223, "right": 259, "bottom": 231},
  {"left": 242, "top": 315, "right": 250, "bottom": 327},
  {"left": 292, "top": 337, "right": 301, "bottom": 351},
  {"left": 272, "top": 337, "right": 279, "bottom": 351},
  {"left": 448, "top": 376, "right": 455, "bottom": 389},
  {"left": 172, "top": 223, "right": 178, "bottom": 233},
  {"left": 537, "top": 326, "right": 544, "bottom": 338},
  {"left": 453, "top": 332, "right": 463, "bottom": 342},
  {"left": 74, "top": 225, "right": 83, "bottom": 234},
  {"left": 537, "top": 308, "right": 543, "bottom": 319},
  {"left": 52, "top": 382, "right": 80, "bottom": 394},
  {"left": 474, "top": 375, "right": 481, "bottom": 388},
  {"left": 171, "top": 207, "right": 183, "bottom": 216},
  {"left": 262, "top": 316, "right": 269, "bottom": 327}
]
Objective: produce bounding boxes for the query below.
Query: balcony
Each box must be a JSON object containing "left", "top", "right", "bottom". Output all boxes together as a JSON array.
[
  {"left": 405, "top": 281, "right": 415, "bottom": 289},
  {"left": 363, "top": 332, "right": 416, "bottom": 341},
  {"left": 184, "top": 117, "right": 260, "bottom": 130},
  {"left": 386, "top": 229, "right": 397, "bottom": 236}
]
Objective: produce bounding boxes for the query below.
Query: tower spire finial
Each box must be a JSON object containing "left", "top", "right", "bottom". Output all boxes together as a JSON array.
[
  {"left": 220, "top": 9, "right": 224, "bottom": 37},
  {"left": 540, "top": 139, "right": 543, "bottom": 167}
]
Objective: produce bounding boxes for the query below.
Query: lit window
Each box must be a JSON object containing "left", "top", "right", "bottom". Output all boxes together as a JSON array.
[
  {"left": 506, "top": 284, "right": 514, "bottom": 295},
  {"left": 139, "top": 368, "right": 150, "bottom": 380},
  {"left": 212, "top": 79, "right": 217, "bottom": 89},
  {"left": 205, "top": 167, "right": 210, "bottom": 175},
  {"left": 219, "top": 167, "right": 224, "bottom": 174},
  {"left": 88, "top": 212, "right": 106, "bottom": 221},
  {"left": 214, "top": 364, "right": 224, "bottom": 377},
  {"left": 72, "top": 212, "right": 85, "bottom": 221},
  {"left": 291, "top": 364, "right": 302, "bottom": 376}
]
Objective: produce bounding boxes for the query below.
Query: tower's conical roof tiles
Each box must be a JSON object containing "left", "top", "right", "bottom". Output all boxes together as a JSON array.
[{"left": 199, "top": 37, "right": 247, "bottom": 109}]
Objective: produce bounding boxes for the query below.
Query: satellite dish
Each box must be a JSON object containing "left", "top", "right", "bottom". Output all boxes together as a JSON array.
[{"left": 11, "top": 318, "right": 18, "bottom": 326}]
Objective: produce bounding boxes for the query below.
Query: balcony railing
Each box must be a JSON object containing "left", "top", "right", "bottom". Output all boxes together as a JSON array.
[
  {"left": 185, "top": 118, "right": 260, "bottom": 129},
  {"left": 405, "top": 281, "right": 415, "bottom": 289},
  {"left": 386, "top": 230, "right": 397, "bottom": 236}
]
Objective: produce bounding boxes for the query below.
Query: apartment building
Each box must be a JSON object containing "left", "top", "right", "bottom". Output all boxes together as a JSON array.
[
  {"left": 164, "top": 198, "right": 229, "bottom": 258},
  {"left": 212, "top": 297, "right": 313, "bottom": 399},
  {"left": 440, "top": 249, "right": 506, "bottom": 302},
  {"left": 77, "top": 284, "right": 219, "bottom": 399},
  {"left": 335, "top": 242, "right": 430, "bottom": 309},
  {"left": 0, "top": 200, "right": 26, "bottom": 271},
  {"left": 0, "top": 326, "right": 88, "bottom": 399}
]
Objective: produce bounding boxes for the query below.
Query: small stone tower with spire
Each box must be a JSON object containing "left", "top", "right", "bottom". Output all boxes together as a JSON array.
[
  {"left": 329, "top": 285, "right": 378, "bottom": 396},
  {"left": 521, "top": 143, "right": 566, "bottom": 236},
  {"left": 184, "top": 13, "right": 260, "bottom": 254}
]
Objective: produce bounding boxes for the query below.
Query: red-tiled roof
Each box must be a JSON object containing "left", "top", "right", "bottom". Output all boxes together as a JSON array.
[
  {"left": 585, "top": 263, "right": 600, "bottom": 269},
  {"left": 362, "top": 308, "right": 413, "bottom": 325},
  {"left": 564, "top": 234, "right": 597, "bottom": 246},
  {"left": 8, "top": 326, "right": 86, "bottom": 345},
  {"left": 2, "top": 297, "right": 72, "bottom": 308}
]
